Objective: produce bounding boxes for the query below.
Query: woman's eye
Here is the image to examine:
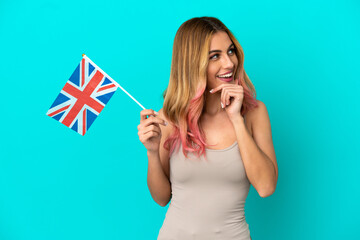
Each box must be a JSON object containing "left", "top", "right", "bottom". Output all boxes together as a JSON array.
[
  {"left": 210, "top": 48, "right": 236, "bottom": 60},
  {"left": 210, "top": 54, "right": 218, "bottom": 60},
  {"left": 229, "top": 48, "right": 236, "bottom": 54}
]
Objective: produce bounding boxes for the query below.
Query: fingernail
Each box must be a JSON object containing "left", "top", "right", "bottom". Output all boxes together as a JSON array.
[
  {"left": 221, "top": 102, "right": 224, "bottom": 108},
  {"left": 209, "top": 89, "right": 213, "bottom": 93},
  {"left": 154, "top": 111, "right": 159, "bottom": 115},
  {"left": 164, "top": 121, "right": 168, "bottom": 126}
]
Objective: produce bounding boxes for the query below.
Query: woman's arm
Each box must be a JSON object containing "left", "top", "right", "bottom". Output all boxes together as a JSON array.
[
  {"left": 232, "top": 100, "right": 278, "bottom": 198},
  {"left": 147, "top": 151, "right": 172, "bottom": 206},
  {"left": 146, "top": 108, "right": 172, "bottom": 207}
]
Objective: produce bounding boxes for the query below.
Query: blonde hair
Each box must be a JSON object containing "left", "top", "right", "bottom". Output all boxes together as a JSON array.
[{"left": 162, "top": 17, "right": 258, "bottom": 161}]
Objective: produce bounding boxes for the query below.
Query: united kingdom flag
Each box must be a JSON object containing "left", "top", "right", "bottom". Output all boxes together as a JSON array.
[{"left": 47, "top": 56, "right": 118, "bottom": 135}]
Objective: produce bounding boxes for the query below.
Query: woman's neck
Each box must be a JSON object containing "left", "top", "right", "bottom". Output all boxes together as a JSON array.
[{"left": 203, "top": 91, "right": 225, "bottom": 116}]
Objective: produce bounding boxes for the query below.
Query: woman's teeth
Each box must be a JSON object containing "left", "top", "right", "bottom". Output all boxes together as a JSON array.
[{"left": 217, "top": 72, "right": 233, "bottom": 78}]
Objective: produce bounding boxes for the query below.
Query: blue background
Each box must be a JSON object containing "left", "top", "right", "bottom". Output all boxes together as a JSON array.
[{"left": 1, "top": 0, "right": 359, "bottom": 239}]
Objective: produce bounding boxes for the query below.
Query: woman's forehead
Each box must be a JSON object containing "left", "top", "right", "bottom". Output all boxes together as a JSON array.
[{"left": 209, "top": 32, "right": 232, "bottom": 50}]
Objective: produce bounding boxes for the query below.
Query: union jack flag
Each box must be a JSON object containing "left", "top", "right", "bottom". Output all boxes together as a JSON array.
[{"left": 47, "top": 56, "right": 118, "bottom": 135}]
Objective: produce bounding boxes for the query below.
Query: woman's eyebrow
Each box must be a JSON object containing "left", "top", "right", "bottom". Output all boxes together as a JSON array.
[{"left": 209, "top": 43, "right": 234, "bottom": 54}]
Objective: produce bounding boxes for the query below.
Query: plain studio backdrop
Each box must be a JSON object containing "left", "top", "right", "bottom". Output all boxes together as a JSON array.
[{"left": 0, "top": 0, "right": 359, "bottom": 239}]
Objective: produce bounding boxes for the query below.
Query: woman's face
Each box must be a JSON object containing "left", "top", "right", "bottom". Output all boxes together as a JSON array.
[{"left": 207, "top": 31, "right": 238, "bottom": 90}]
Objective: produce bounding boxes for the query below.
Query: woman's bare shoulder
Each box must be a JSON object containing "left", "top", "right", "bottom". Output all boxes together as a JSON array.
[
  {"left": 245, "top": 99, "right": 264, "bottom": 120},
  {"left": 243, "top": 100, "right": 264, "bottom": 135},
  {"left": 158, "top": 108, "right": 175, "bottom": 137}
]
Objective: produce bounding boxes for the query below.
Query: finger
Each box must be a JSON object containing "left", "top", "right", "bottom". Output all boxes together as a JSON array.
[
  {"left": 138, "top": 125, "right": 161, "bottom": 136},
  {"left": 140, "top": 109, "right": 154, "bottom": 121},
  {"left": 147, "top": 116, "right": 167, "bottom": 126},
  {"left": 140, "top": 109, "right": 158, "bottom": 122},
  {"left": 140, "top": 124, "right": 161, "bottom": 136},
  {"left": 210, "top": 83, "right": 227, "bottom": 94},
  {"left": 225, "top": 91, "right": 231, "bottom": 106},
  {"left": 141, "top": 131, "right": 160, "bottom": 142},
  {"left": 211, "top": 83, "right": 238, "bottom": 94},
  {"left": 144, "top": 115, "right": 167, "bottom": 127},
  {"left": 236, "top": 90, "right": 244, "bottom": 100},
  {"left": 221, "top": 88, "right": 226, "bottom": 108},
  {"left": 221, "top": 87, "right": 235, "bottom": 107},
  {"left": 138, "top": 125, "right": 161, "bottom": 137},
  {"left": 226, "top": 91, "right": 238, "bottom": 105},
  {"left": 224, "top": 90, "right": 234, "bottom": 106}
]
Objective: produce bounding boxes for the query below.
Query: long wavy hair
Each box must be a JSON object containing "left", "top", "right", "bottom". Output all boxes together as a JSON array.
[{"left": 162, "top": 17, "right": 258, "bottom": 161}]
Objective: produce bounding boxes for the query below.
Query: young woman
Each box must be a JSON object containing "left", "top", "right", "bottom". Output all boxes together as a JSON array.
[{"left": 137, "top": 16, "right": 278, "bottom": 240}]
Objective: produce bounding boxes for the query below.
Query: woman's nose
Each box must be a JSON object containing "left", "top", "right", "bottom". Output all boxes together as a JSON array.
[{"left": 222, "top": 54, "right": 235, "bottom": 69}]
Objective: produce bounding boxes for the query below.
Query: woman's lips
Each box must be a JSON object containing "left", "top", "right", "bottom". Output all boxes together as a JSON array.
[{"left": 217, "top": 76, "right": 233, "bottom": 82}]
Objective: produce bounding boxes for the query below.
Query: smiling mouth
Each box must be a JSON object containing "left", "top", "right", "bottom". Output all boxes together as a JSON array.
[
  {"left": 217, "top": 76, "right": 233, "bottom": 82},
  {"left": 216, "top": 71, "right": 234, "bottom": 82}
]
